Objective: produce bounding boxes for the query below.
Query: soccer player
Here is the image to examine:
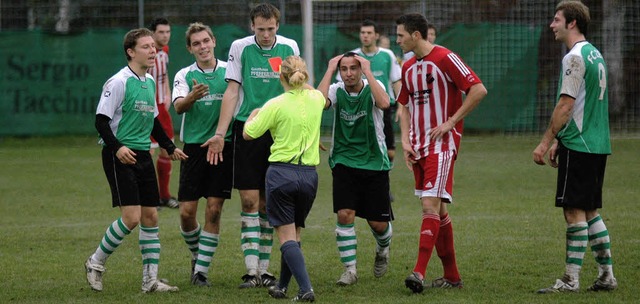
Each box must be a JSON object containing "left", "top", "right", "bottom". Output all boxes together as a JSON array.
[
  {"left": 85, "top": 28, "right": 187, "bottom": 293},
  {"left": 351, "top": 20, "right": 402, "bottom": 202},
  {"left": 149, "top": 17, "right": 178, "bottom": 209},
  {"left": 395, "top": 14, "right": 487, "bottom": 293},
  {"left": 402, "top": 23, "right": 436, "bottom": 63},
  {"left": 201, "top": 3, "right": 299, "bottom": 288},
  {"left": 534, "top": 0, "right": 617, "bottom": 293},
  {"left": 243, "top": 55, "right": 324, "bottom": 303},
  {"left": 172, "top": 22, "right": 232, "bottom": 287},
  {"left": 318, "top": 52, "right": 393, "bottom": 286}
]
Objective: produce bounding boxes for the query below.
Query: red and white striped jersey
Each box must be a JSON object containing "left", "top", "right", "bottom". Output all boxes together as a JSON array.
[
  {"left": 397, "top": 46, "right": 481, "bottom": 158},
  {"left": 149, "top": 45, "right": 170, "bottom": 105}
]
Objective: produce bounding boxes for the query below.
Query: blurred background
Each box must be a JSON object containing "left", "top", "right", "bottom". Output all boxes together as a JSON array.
[{"left": 1, "top": 0, "right": 638, "bottom": 136}]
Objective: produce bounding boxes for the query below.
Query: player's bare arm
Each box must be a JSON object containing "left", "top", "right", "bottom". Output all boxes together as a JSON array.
[
  {"left": 201, "top": 80, "right": 240, "bottom": 165},
  {"left": 317, "top": 55, "right": 343, "bottom": 109},
  {"left": 399, "top": 105, "right": 416, "bottom": 170},
  {"left": 429, "top": 82, "right": 487, "bottom": 141},
  {"left": 355, "top": 55, "right": 390, "bottom": 110},
  {"left": 533, "top": 94, "right": 574, "bottom": 165},
  {"left": 174, "top": 79, "right": 209, "bottom": 114},
  {"left": 242, "top": 108, "right": 261, "bottom": 141}
]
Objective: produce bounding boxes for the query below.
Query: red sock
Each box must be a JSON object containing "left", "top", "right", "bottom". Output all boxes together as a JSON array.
[
  {"left": 436, "top": 214, "right": 461, "bottom": 282},
  {"left": 413, "top": 214, "right": 440, "bottom": 278},
  {"left": 157, "top": 156, "right": 172, "bottom": 199}
]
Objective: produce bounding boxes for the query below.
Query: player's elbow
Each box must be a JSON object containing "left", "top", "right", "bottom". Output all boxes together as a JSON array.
[{"left": 242, "top": 131, "right": 254, "bottom": 141}]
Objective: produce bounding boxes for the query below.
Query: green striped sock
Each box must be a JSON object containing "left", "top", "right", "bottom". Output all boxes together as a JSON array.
[{"left": 336, "top": 222, "right": 357, "bottom": 270}]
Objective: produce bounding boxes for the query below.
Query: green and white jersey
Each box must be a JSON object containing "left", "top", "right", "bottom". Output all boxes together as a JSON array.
[
  {"left": 225, "top": 35, "right": 299, "bottom": 122},
  {"left": 556, "top": 41, "right": 611, "bottom": 154},
  {"left": 328, "top": 79, "right": 390, "bottom": 171},
  {"left": 96, "top": 66, "right": 157, "bottom": 151},
  {"left": 172, "top": 60, "right": 231, "bottom": 144},
  {"left": 353, "top": 47, "right": 401, "bottom": 101}
]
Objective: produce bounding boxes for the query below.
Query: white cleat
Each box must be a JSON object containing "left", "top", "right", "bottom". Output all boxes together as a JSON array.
[
  {"left": 142, "top": 279, "right": 179, "bottom": 293},
  {"left": 85, "top": 257, "right": 106, "bottom": 291}
]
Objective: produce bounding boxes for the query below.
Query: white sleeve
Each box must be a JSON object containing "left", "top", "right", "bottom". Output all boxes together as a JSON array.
[
  {"left": 96, "top": 78, "right": 125, "bottom": 118},
  {"left": 172, "top": 67, "right": 189, "bottom": 102},
  {"left": 328, "top": 83, "right": 340, "bottom": 108},
  {"left": 225, "top": 40, "right": 243, "bottom": 83},
  {"left": 389, "top": 53, "right": 401, "bottom": 83},
  {"left": 369, "top": 79, "right": 387, "bottom": 104},
  {"left": 560, "top": 54, "right": 586, "bottom": 99}
]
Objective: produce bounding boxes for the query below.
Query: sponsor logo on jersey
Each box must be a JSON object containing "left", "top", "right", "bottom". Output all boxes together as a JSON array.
[
  {"left": 103, "top": 91, "right": 111, "bottom": 97},
  {"left": 250, "top": 67, "right": 279, "bottom": 80},
  {"left": 134, "top": 100, "right": 154, "bottom": 113},
  {"left": 339, "top": 109, "right": 367, "bottom": 126}
]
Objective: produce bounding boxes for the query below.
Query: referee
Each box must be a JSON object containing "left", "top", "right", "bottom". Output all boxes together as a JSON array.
[{"left": 243, "top": 56, "right": 323, "bottom": 302}]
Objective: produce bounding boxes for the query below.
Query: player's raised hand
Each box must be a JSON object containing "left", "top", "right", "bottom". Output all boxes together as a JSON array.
[
  {"left": 190, "top": 79, "right": 209, "bottom": 100},
  {"left": 328, "top": 54, "right": 343, "bottom": 71},
  {"left": 354, "top": 55, "right": 372, "bottom": 74}
]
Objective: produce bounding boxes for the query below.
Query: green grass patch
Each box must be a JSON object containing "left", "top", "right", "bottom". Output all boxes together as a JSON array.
[{"left": 0, "top": 135, "right": 638, "bottom": 303}]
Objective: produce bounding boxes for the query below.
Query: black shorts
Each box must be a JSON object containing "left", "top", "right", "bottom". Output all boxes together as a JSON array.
[
  {"left": 265, "top": 163, "right": 318, "bottom": 228},
  {"left": 178, "top": 143, "right": 233, "bottom": 202},
  {"left": 383, "top": 107, "right": 395, "bottom": 150},
  {"left": 332, "top": 164, "right": 393, "bottom": 221},
  {"left": 555, "top": 143, "right": 607, "bottom": 210},
  {"left": 101, "top": 147, "right": 159, "bottom": 207},
  {"left": 232, "top": 120, "right": 272, "bottom": 190}
]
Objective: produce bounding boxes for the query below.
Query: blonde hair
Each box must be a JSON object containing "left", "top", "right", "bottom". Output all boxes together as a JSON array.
[{"left": 280, "top": 56, "right": 308, "bottom": 89}]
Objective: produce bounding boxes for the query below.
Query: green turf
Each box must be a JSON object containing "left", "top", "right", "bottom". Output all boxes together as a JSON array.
[{"left": 0, "top": 135, "right": 638, "bottom": 303}]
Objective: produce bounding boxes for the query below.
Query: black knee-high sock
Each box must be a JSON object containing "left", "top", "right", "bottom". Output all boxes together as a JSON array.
[{"left": 281, "top": 240, "right": 312, "bottom": 293}]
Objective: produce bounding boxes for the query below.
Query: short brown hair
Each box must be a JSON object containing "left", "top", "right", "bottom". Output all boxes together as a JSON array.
[
  {"left": 250, "top": 3, "right": 280, "bottom": 24},
  {"left": 123, "top": 28, "right": 153, "bottom": 61},
  {"left": 185, "top": 22, "right": 215, "bottom": 46},
  {"left": 556, "top": 0, "right": 590, "bottom": 36}
]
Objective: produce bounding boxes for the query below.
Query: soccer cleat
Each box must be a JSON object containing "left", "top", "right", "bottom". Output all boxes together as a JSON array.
[
  {"left": 373, "top": 247, "right": 390, "bottom": 278},
  {"left": 85, "top": 257, "right": 106, "bottom": 291},
  {"left": 588, "top": 277, "right": 618, "bottom": 291},
  {"left": 191, "top": 271, "right": 211, "bottom": 287},
  {"left": 292, "top": 289, "right": 315, "bottom": 302},
  {"left": 142, "top": 279, "right": 179, "bottom": 293},
  {"left": 431, "top": 277, "right": 464, "bottom": 288},
  {"left": 160, "top": 197, "right": 179, "bottom": 209},
  {"left": 267, "top": 285, "right": 288, "bottom": 299},
  {"left": 261, "top": 272, "right": 278, "bottom": 287},
  {"left": 239, "top": 274, "right": 261, "bottom": 288},
  {"left": 405, "top": 272, "right": 425, "bottom": 293},
  {"left": 336, "top": 270, "right": 358, "bottom": 286},
  {"left": 537, "top": 279, "right": 579, "bottom": 294}
]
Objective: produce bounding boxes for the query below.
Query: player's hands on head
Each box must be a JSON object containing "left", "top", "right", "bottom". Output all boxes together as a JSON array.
[{"left": 328, "top": 55, "right": 343, "bottom": 71}]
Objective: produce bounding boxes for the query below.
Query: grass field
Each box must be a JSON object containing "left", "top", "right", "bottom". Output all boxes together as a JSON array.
[{"left": 1, "top": 135, "right": 638, "bottom": 304}]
